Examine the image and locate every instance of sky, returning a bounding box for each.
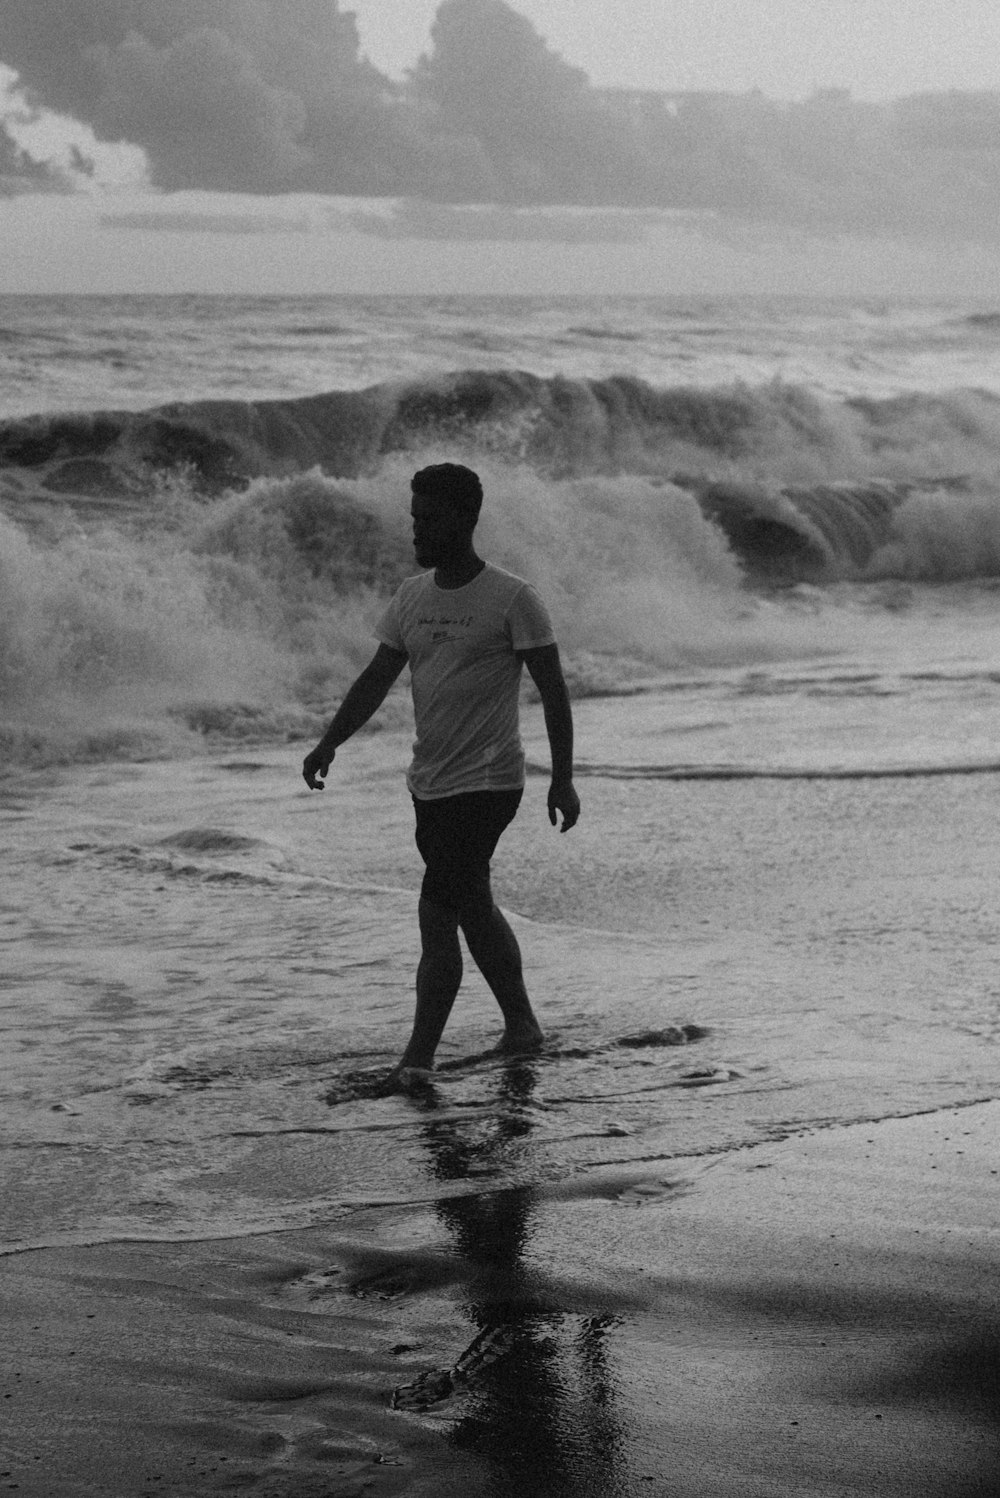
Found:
[1,0,999,296]
[350,0,1000,98]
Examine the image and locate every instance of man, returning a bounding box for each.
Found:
[302,462,580,1090]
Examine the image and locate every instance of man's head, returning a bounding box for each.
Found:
[410,463,483,570]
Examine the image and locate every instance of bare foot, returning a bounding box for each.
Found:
[497,1022,544,1056]
[374,1064,436,1097]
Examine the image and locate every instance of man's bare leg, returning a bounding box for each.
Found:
[389,898,464,1082]
[385,896,541,1092]
[460,899,544,1055]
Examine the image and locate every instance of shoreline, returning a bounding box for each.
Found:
[5,1103,998,1497]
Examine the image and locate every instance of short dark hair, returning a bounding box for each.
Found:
[410,463,483,523]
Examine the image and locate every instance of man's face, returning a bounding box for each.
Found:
[410,492,471,569]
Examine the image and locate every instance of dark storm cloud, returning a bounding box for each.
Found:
[0,0,438,192]
[2,0,1000,242]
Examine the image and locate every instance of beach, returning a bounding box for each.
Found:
[3,293,1000,1493]
[5,1106,999,1498]
[4,710,1000,1496]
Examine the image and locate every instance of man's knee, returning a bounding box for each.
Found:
[418,895,460,942]
[418,897,462,978]
[455,881,497,940]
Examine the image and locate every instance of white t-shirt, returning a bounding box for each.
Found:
[375,562,556,799]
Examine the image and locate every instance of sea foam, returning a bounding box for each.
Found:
[4,368,1000,765]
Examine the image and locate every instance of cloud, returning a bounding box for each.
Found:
[87,28,313,192]
[0,0,408,192]
[672,89,1000,243]
[1,0,1000,243]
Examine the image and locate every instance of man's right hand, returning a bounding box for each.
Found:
[548,778,580,832]
[302,743,334,790]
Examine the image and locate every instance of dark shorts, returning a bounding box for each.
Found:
[412,788,523,914]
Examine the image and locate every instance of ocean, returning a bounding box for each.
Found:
[3,294,1000,1492]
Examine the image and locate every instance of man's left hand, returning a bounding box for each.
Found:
[548,780,580,833]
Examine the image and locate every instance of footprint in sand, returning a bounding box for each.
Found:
[392,1323,518,1412]
[349,1253,460,1300]
[282,1263,410,1306]
[294,1267,343,1298]
[350,1268,421,1301]
[615,1177,687,1207]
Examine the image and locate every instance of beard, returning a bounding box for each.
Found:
[413,536,467,569]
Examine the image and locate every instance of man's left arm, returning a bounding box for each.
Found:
[518,643,581,832]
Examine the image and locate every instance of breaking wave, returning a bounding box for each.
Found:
[4,367,1000,765]
[4,368,1000,581]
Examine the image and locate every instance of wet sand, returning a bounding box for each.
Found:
[4,712,1000,1496]
[4,1101,998,1498]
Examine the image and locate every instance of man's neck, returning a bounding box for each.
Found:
[433,552,485,590]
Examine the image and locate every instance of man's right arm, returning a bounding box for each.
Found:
[302,643,408,789]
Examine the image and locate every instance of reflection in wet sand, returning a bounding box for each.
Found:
[395,1060,632,1497]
